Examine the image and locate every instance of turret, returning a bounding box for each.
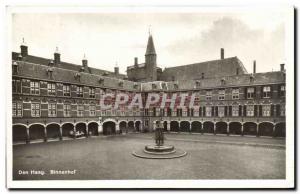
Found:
[145,32,157,81]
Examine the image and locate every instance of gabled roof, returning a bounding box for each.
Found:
[12,52,126,79]
[13,61,140,91]
[160,57,248,81]
[142,71,285,91]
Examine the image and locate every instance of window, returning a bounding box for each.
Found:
[206,90,212,100]
[47,83,56,96]
[63,85,70,96]
[218,106,225,117]
[232,89,239,99]
[89,88,95,98]
[12,102,22,117]
[246,105,254,117]
[30,81,40,95]
[12,62,19,74]
[262,105,271,116]
[12,79,21,93]
[31,103,40,117]
[77,105,84,117]
[90,105,96,116]
[247,87,254,99]
[63,104,71,117]
[153,107,157,116]
[263,86,271,98]
[48,103,57,117]
[176,108,182,117]
[77,86,83,97]
[218,89,225,100]
[280,104,285,116]
[280,85,285,97]
[232,105,239,117]
[144,109,149,116]
[206,106,212,117]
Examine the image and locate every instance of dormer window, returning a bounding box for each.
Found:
[47,67,54,79]
[221,78,225,86]
[12,61,19,75]
[17,53,22,61]
[152,83,157,90]
[99,77,104,85]
[48,60,54,66]
[174,83,178,90]
[195,80,201,88]
[161,83,167,90]
[119,81,124,87]
[74,72,81,81]
[250,75,254,83]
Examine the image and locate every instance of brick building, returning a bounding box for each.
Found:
[12,34,286,144]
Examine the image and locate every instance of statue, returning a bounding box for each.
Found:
[155,126,164,146]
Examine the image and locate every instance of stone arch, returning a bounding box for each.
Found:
[163,121,168,132]
[170,121,179,132]
[119,121,127,133]
[180,121,190,132]
[75,122,88,137]
[13,124,27,143]
[103,121,116,135]
[243,122,257,136]
[216,122,227,134]
[203,121,214,134]
[258,122,274,137]
[46,123,60,140]
[88,122,98,136]
[127,121,135,132]
[229,122,242,135]
[61,123,74,139]
[103,118,117,124]
[191,121,202,133]
[29,123,45,141]
[135,120,141,132]
[274,122,286,137]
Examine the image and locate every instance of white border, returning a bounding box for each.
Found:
[5,4,295,189]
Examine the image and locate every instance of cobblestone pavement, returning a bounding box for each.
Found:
[13,133,285,180]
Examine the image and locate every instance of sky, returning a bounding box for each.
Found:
[12,10,287,74]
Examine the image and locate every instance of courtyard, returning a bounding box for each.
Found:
[13,133,285,180]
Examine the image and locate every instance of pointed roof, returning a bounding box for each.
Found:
[145,35,156,55]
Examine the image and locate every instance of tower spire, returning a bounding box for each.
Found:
[145,30,156,56]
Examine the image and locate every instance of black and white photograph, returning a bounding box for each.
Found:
[5,4,294,189]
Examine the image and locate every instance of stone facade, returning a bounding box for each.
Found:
[12,35,286,144]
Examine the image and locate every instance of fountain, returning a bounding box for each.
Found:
[132,120,187,159]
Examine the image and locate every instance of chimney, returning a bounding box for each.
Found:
[253,60,256,74]
[20,38,28,57]
[220,48,224,59]
[114,66,119,74]
[134,57,138,66]
[82,54,88,67]
[54,47,60,65]
[280,64,285,71]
